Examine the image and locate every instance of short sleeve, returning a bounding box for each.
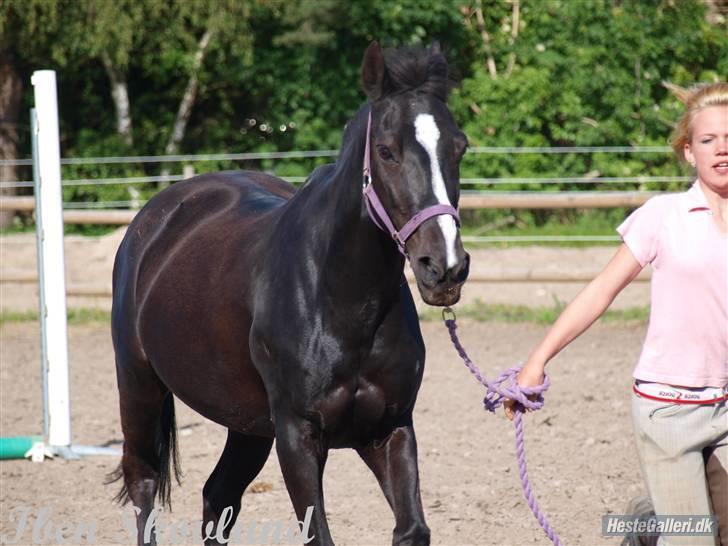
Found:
[616,197,664,267]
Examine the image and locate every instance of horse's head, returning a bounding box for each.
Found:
[361,42,470,307]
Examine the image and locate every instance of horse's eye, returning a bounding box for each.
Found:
[377,145,395,162]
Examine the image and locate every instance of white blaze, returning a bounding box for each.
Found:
[414,113,458,268]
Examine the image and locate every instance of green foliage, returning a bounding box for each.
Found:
[449,0,725,229]
[3,0,725,234]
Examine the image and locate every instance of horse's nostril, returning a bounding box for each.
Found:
[447,254,470,284]
[418,256,433,272]
[460,254,471,281]
[418,256,443,284]
[454,264,468,283]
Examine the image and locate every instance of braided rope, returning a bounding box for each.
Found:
[443,309,563,546]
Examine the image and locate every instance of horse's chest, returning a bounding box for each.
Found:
[312,375,410,446]
[253,301,424,445]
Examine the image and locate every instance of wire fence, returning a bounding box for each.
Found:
[0,175,691,190]
[0,144,674,168]
[1,145,682,190]
[0,145,687,243]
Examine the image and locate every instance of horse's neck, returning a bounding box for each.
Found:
[302,130,404,310]
[271,108,404,315]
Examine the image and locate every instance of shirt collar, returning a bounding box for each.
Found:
[685,180,711,213]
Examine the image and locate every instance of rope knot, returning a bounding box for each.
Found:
[482,366,550,413]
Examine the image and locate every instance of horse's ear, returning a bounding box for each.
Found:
[361,41,388,100]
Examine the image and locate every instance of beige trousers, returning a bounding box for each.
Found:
[632,391,728,546]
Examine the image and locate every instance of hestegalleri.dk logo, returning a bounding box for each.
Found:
[1,505,315,545]
[602,514,717,537]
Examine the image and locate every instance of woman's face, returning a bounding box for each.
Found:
[684,105,728,196]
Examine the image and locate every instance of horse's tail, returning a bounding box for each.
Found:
[106,392,182,509]
[157,392,182,507]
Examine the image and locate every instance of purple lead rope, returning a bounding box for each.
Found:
[443,309,563,546]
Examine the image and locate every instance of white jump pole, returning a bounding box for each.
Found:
[26,70,120,462]
[31,70,72,456]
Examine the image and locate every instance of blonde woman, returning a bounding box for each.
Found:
[505,83,728,546]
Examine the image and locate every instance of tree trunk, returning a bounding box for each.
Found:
[0,49,23,228]
[101,52,133,147]
[474,0,498,79]
[159,28,214,186]
[165,28,214,156]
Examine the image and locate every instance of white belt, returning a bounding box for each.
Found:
[634,381,728,405]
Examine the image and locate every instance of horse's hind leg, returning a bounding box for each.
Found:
[114,354,177,546]
[202,430,273,546]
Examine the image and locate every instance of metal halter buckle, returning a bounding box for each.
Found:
[442,307,456,322]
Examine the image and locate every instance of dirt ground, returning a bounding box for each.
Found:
[1,318,647,546]
[0,230,651,545]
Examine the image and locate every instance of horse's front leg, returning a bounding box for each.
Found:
[357,422,430,546]
[274,414,333,546]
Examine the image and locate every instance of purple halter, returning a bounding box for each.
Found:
[362,111,460,255]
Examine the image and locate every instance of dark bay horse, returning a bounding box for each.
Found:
[111,42,469,546]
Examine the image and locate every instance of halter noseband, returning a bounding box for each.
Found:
[362,111,460,255]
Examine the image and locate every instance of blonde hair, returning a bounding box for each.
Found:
[664,81,728,160]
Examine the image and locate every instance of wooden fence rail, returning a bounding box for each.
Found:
[0,191,656,225]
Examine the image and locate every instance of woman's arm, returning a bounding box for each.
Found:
[504,243,644,420]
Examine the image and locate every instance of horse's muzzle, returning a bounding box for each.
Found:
[412,251,470,306]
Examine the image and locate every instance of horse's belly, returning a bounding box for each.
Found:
[138,266,273,436]
[174,386,274,437]
[143,332,274,435]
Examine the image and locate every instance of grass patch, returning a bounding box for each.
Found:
[459,208,626,248]
[1,302,648,327]
[1,303,648,328]
[0,310,39,324]
[67,308,111,323]
[0,308,111,326]
[419,300,649,325]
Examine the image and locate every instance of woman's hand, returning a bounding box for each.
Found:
[502,244,643,421]
[504,362,545,421]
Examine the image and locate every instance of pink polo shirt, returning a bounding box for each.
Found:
[617,181,728,388]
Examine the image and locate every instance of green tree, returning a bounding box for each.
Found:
[450,0,726,229]
[2,0,725,236]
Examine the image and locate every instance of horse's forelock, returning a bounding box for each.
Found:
[382,46,451,102]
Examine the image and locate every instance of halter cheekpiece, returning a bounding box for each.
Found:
[362,110,460,255]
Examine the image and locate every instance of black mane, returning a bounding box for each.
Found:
[382,46,451,101]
